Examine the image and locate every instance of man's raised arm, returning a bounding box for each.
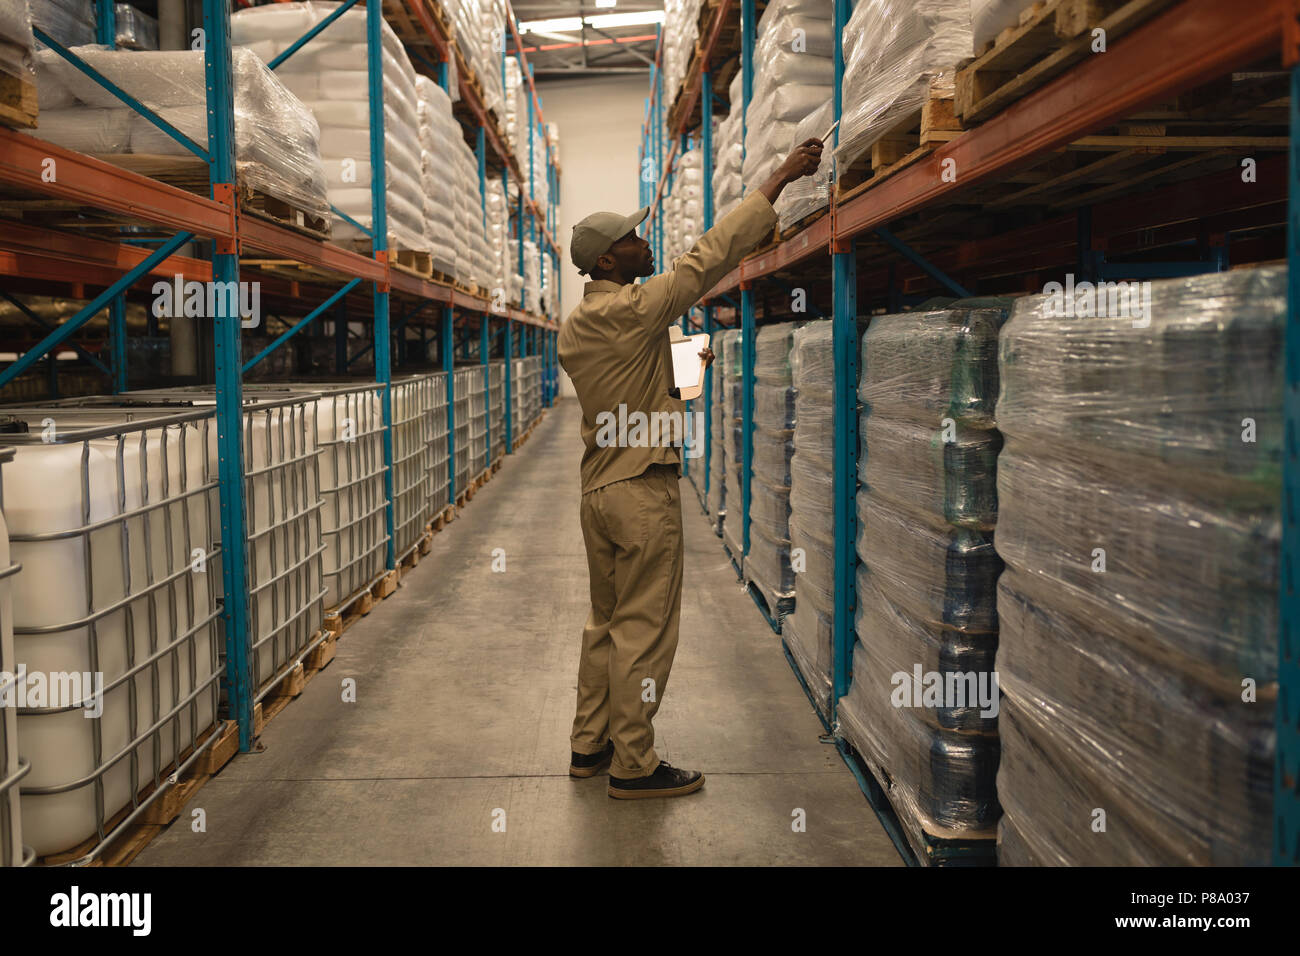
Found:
[629,139,825,331]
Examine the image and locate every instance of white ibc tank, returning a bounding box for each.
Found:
[125,390,327,690]
[2,410,221,859]
[239,384,385,612]
[390,375,436,559]
[0,448,29,866]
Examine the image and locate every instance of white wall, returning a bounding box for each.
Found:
[538,75,647,397]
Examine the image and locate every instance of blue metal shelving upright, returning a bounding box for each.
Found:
[1278,55,1300,867]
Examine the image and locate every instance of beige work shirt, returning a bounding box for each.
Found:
[558,190,779,495]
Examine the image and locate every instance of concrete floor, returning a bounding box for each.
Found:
[136,399,903,866]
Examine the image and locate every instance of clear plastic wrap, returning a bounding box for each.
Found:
[993,266,1283,866]
[996,577,1273,866]
[858,492,1001,637]
[755,320,800,384]
[860,415,1001,531]
[231,1,423,247]
[785,319,836,701]
[29,45,329,218]
[30,0,94,49]
[998,270,1283,486]
[853,562,998,735]
[775,100,833,231]
[836,0,972,170]
[782,595,833,716]
[113,3,156,50]
[846,302,1007,855]
[838,634,1001,855]
[860,307,1006,429]
[0,0,35,82]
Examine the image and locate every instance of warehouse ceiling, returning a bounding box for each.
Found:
[510,1,663,77]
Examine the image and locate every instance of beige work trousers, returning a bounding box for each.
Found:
[571,463,684,779]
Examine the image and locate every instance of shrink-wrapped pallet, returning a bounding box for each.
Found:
[113,3,155,50]
[837,304,1009,859]
[741,0,833,196]
[0,0,34,85]
[784,320,834,715]
[836,0,971,171]
[416,76,458,278]
[746,322,801,613]
[231,1,424,249]
[993,267,1282,866]
[30,0,93,48]
[28,44,328,218]
[718,328,743,558]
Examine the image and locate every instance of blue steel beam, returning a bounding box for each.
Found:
[0,232,192,388]
[0,289,111,377]
[203,0,254,753]
[740,287,755,556]
[830,0,858,720]
[481,315,491,457]
[442,305,456,501]
[505,319,514,452]
[873,226,972,298]
[1277,62,1300,866]
[34,29,208,162]
[368,0,396,571]
[242,279,362,374]
[331,203,374,237]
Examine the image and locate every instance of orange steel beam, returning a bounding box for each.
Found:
[834,0,1284,239]
[0,221,212,285]
[0,128,234,240]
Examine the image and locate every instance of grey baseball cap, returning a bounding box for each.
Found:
[570,207,650,275]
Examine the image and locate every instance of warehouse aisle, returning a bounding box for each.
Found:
[136,399,902,866]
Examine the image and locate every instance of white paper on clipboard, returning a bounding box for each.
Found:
[669,329,711,401]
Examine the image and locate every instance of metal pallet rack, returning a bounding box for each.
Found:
[642,0,1299,866]
[0,0,561,778]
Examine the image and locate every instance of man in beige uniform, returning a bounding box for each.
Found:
[558,138,823,799]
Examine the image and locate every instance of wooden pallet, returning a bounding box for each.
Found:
[36,720,239,867]
[956,0,1181,125]
[82,154,331,238]
[431,504,455,531]
[858,749,998,866]
[0,72,37,130]
[324,587,375,638]
[778,206,828,242]
[393,248,433,278]
[255,631,338,733]
[836,81,964,201]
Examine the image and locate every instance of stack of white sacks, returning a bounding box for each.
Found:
[504,56,526,170]
[445,0,503,118]
[666,145,704,262]
[662,0,700,102]
[26,45,329,220]
[485,179,512,302]
[741,0,834,200]
[230,1,425,252]
[836,0,977,172]
[712,75,743,221]
[450,133,495,291]
[416,75,458,278]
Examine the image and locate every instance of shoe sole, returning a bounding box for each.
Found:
[569,755,613,778]
[607,775,705,799]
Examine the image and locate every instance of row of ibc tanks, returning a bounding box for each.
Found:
[0,367,546,863]
[704,265,1281,865]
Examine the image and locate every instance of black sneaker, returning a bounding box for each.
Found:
[608,761,704,799]
[569,741,615,778]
